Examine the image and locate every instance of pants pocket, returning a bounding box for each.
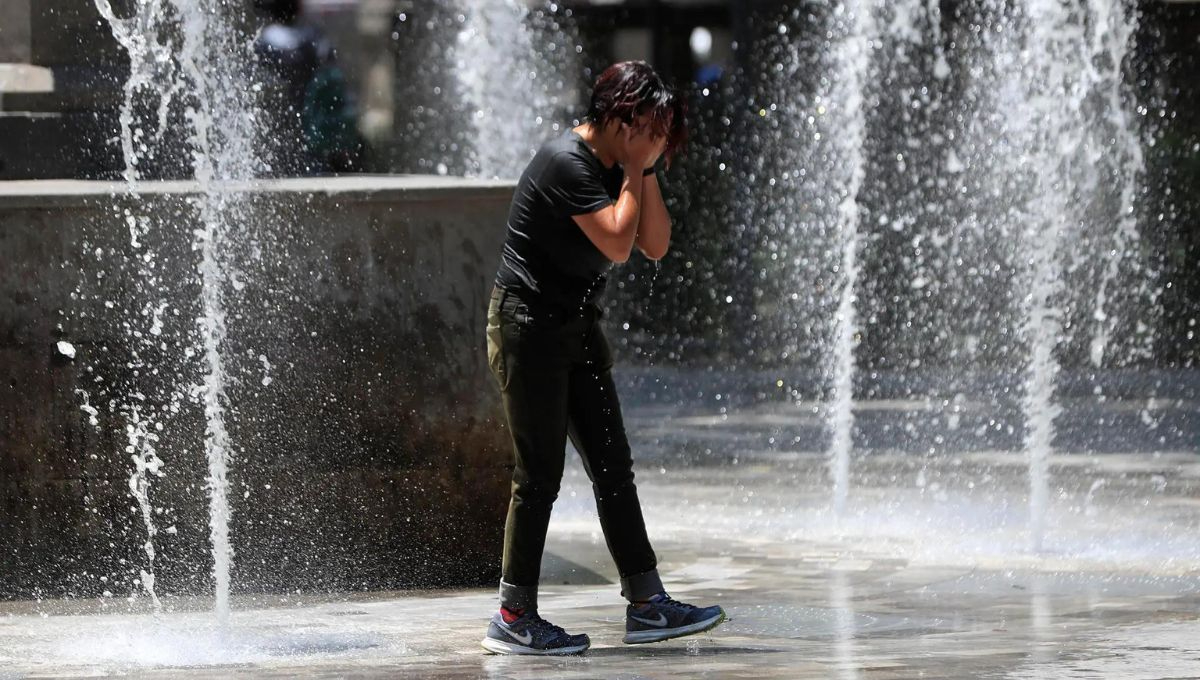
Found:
[486,313,509,391]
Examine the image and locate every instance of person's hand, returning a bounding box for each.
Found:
[619,122,666,172]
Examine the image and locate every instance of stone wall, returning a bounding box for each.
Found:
[0,0,32,63]
[0,176,516,600]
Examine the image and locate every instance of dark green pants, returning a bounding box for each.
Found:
[487,287,662,611]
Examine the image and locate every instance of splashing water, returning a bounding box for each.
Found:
[454,0,580,178]
[1022,243,1065,554]
[1008,0,1075,547]
[1086,0,1149,368]
[92,0,182,184]
[994,0,1148,551]
[92,0,183,609]
[751,0,1155,533]
[95,0,260,626]
[172,0,260,627]
[125,405,165,611]
[823,0,880,516]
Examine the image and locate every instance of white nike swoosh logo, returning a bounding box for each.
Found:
[503,625,534,645]
[631,612,668,627]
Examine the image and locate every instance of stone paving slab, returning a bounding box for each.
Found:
[2,401,1198,678]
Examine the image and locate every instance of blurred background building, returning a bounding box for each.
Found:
[0,0,1196,370]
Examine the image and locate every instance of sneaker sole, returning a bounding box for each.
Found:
[481,637,590,656]
[623,609,727,645]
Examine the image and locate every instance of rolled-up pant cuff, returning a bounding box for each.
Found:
[620,569,664,602]
[499,579,538,612]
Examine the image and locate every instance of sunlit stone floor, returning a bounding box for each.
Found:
[2,384,1198,678]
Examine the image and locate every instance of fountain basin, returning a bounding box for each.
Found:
[0,175,516,599]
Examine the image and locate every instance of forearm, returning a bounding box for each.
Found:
[607,170,644,256]
[570,168,646,263]
[635,173,671,260]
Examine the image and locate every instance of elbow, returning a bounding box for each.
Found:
[605,236,636,263]
[638,234,670,261]
[608,247,633,264]
[642,242,669,261]
[605,220,638,263]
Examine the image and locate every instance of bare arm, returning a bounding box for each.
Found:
[571,168,644,264]
[635,172,670,260]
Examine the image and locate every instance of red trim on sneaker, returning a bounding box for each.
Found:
[501,606,524,624]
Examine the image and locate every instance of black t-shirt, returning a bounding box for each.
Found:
[495,130,625,312]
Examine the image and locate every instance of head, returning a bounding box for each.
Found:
[587,61,687,165]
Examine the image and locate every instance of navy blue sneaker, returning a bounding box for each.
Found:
[624,594,726,644]
[481,610,590,655]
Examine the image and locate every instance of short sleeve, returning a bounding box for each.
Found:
[540,151,614,217]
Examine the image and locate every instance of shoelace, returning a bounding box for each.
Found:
[527,614,571,641]
[653,595,696,612]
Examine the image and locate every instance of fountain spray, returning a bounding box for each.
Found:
[95,0,258,626]
[824,0,880,516]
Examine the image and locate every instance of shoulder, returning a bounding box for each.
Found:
[533,131,589,160]
[539,140,601,182]
[524,133,607,198]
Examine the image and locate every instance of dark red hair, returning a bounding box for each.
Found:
[587,61,687,164]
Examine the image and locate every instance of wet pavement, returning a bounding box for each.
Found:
[2,389,1199,678]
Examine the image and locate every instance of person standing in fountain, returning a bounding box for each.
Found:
[482,61,725,656]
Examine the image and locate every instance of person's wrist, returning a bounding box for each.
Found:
[642,165,657,177]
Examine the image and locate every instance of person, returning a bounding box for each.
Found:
[252,0,365,175]
[481,61,725,656]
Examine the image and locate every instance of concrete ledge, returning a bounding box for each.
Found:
[0,63,53,94]
[0,175,516,207]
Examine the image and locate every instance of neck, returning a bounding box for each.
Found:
[575,122,619,168]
